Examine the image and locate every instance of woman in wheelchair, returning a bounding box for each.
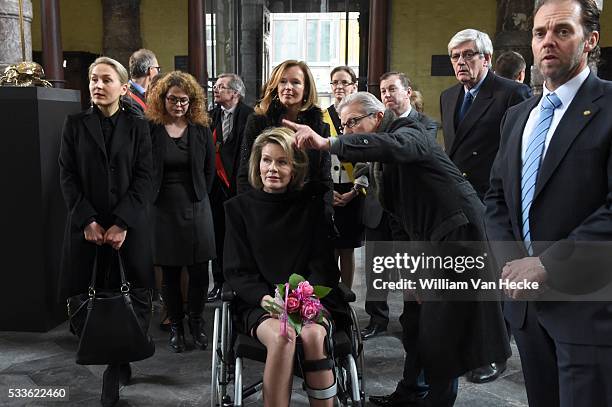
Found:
[223,127,348,406]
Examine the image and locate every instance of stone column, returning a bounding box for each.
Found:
[367,0,387,99]
[239,0,262,106]
[0,0,33,70]
[188,0,207,87]
[41,0,64,87]
[101,0,141,69]
[494,0,533,84]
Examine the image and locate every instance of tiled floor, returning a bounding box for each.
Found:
[0,249,528,406]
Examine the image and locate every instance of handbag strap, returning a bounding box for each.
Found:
[88,247,130,297]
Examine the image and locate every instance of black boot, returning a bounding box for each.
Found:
[118,363,132,386]
[188,314,208,350]
[101,364,120,407]
[169,321,186,353]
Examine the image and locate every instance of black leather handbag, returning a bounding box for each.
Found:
[67,250,155,365]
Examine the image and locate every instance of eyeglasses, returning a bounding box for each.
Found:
[330,80,354,87]
[450,50,483,62]
[166,96,190,106]
[212,85,231,91]
[341,113,374,129]
[149,66,162,73]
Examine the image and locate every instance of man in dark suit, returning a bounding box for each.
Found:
[207,73,253,302]
[381,71,439,139]
[121,49,160,118]
[485,0,612,405]
[495,50,528,83]
[361,72,441,340]
[290,91,509,407]
[440,28,531,384]
[441,29,531,201]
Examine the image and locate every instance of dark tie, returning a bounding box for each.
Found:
[520,92,562,254]
[458,91,473,123]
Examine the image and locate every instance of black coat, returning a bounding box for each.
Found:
[485,72,612,346]
[223,185,347,332]
[331,111,510,378]
[121,82,146,119]
[209,101,254,198]
[150,123,216,202]
[236,103,333,200]
[440,71,531,199]
[58,108,154,299]
[406,108,439,140]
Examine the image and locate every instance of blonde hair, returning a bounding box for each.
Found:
[248,127,309,191]
[145,71,210,126]
[88,57,129,84]
[255,60,319,115]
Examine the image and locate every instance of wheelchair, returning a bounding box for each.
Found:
[210,282,366,406]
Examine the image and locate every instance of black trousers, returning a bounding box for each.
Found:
[364,213,393,327]
[513,302,612,407]
[161,263,208,322]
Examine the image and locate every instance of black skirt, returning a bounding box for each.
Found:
[153,134,215,266]
[333,183,364,249]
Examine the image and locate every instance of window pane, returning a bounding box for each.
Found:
[307,20,318,62]
[273,20,299,62]
[320,20,330,63]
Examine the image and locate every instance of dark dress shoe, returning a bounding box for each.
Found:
[118,363,131,386]
[370,391,424,406]
[169,322,186,353]
[207,284,222,303]
[188,315,208,350]
[360,322,387,340]
[466,362,503,384]
[101,364,120,407]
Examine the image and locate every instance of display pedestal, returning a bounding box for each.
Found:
[0,87,81,332]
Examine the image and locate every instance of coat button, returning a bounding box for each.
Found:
[334,166,340,171]
[472,151,478,156]
[462,172,468,178]
[363,139,369,144]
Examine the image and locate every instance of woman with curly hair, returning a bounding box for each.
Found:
[146,71,215,352]
[236,60,332,209]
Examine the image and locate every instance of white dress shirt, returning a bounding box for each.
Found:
[521,67,590,160]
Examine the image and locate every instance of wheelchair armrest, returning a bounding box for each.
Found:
[337,282,356,303]
[221,282,235,302]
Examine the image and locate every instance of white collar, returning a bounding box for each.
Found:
[542,66,590,108]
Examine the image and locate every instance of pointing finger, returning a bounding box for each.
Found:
[282,119,298,130]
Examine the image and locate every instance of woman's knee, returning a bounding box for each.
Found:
[257,319,297,352]
[300,324,328,353]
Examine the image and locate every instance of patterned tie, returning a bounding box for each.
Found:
[222,111,232,142]
[458,90,473,123]
[521,93,562,254]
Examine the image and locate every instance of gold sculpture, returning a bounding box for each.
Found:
[0,62,52,87]
[0,1,52,88]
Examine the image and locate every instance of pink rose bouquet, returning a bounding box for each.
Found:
[262,273,331,336]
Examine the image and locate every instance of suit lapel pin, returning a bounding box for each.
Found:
[583,110,591,116]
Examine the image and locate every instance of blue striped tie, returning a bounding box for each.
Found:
[521,93,562,254]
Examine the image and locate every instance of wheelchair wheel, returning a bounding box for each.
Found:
[335,353,365,406]
[348,306,366,405]
[211,304,233,407]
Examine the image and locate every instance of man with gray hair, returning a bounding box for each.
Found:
[122,48,160,118]
[441,28,531,384]
[287,91,509,407]
[440,27,530,385]
[207,74,253,302]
